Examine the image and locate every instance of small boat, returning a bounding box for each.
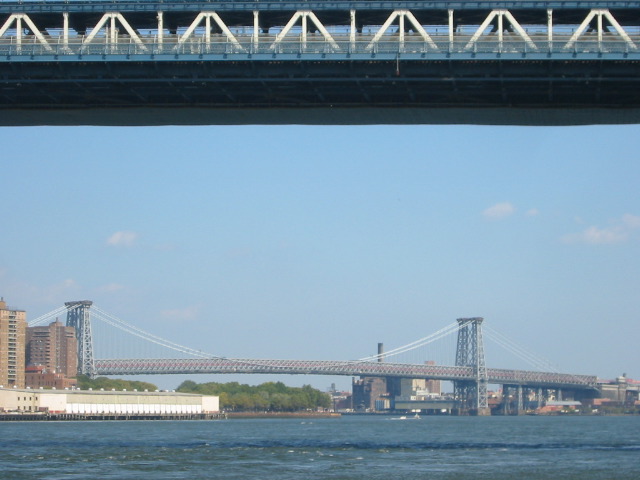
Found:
[390,414,421,420]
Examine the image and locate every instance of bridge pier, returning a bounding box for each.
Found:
[499,385,529,415]
[517,385,524,414]
[497,385,591,414]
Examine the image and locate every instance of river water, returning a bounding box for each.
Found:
[1,415,639,479]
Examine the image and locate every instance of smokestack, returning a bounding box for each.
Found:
[377,342,384,363]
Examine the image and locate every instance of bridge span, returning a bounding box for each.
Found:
[33,302,600,414]
[94,357,599,391]
[2,1,640,125]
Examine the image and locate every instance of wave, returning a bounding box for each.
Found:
[202,440,640,451]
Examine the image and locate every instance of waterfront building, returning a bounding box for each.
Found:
[0,298,26,388]
[0,387,220,415]
[424,361,442,395]
[352,357,444,412]
[352,377,388,411]
[25,365,77,390]
[598,376,640,405]
[26,319,77,378]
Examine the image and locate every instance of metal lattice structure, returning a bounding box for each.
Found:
[454,317,490,415]
[3,1,640,125]
[65,300,96,377]
[92,357,598,390]
[50,300,599,391]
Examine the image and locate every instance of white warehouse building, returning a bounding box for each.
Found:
[0,387,219,416]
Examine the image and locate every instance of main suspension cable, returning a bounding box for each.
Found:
[357,319,467,362]
[91,307,219,359]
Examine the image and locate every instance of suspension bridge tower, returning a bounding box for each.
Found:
[454,317,490,416]
[65,300,96,378]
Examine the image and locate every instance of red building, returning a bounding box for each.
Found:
[25,320,77,388]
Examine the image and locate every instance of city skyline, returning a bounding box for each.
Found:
[1,124,638,390]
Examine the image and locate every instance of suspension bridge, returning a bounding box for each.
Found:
[29,300,598,414]
[2,0,640,125]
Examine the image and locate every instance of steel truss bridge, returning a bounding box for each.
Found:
[94,357,598,391]
[30,302,598,414]
[2,1,640,125]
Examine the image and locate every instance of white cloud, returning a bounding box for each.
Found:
[483,202,516,220]
[562,226,627,245]
[106,231,138,247]
[622,213,640,229]
[526,208,540,217]
[562,214,640,245]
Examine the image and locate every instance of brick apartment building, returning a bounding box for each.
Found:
[0,297,26,388]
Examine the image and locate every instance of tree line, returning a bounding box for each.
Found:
[76,375,158,392]
[177,380,332,412]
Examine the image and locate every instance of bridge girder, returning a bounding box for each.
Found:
[93,358,599,390]
[2,2,640,125]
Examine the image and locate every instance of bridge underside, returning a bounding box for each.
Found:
[3,58,640,126]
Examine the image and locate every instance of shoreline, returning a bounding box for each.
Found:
[0,411,339,421]
[226,411,341,419]
[0,412,226,422]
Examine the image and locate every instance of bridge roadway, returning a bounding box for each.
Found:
[94,358,598,390]
[2,1,640,125]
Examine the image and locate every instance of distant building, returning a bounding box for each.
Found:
[537,400,582,414]
[424,361,441,395]
[388,375,454,414]
[388,377,427,400]
[0,387,220,415]
[0,297,26,388]
[26,319,77,378]
[352,356,445,412]
[25,365,77,390]
[352,377,388,411]
[327,384,352,411]
[597,376,640,405]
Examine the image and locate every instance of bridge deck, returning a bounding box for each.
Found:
[94,358,599,389]
[3,1,640,124]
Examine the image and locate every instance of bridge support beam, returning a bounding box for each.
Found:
[517,385,524,414]
[499,384,525,415]
[65,300,96,378]
[454,317,490,415]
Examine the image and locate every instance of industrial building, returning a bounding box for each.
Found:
[0,387,219,417]
[352,347,447,413]
[0,298,26,388]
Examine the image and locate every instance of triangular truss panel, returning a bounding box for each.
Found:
[270,11,340,52]
[0,14,53,52]
[177,11,245,52]
[84,12,148,51]
[563,9,637,51]
[366,10,438,52]
[464,9,537,52]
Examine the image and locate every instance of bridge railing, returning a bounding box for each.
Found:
[1,33,639,57]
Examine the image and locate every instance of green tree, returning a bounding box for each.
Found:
[174,379,331,411]
[76,375,158,392]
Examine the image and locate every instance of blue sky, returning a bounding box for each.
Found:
[1,124,638,390]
